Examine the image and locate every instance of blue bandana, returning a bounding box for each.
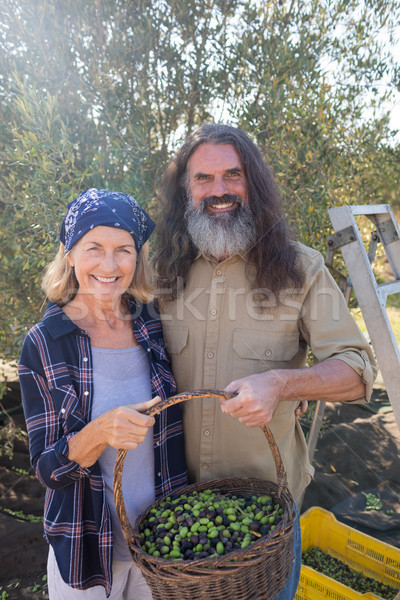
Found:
[59,188,155,255]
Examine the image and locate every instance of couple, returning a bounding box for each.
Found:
[18,123,376,599]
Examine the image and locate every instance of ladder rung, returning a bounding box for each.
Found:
[347,204,392,216]
[328,203,400,436]
[377,281,400,296]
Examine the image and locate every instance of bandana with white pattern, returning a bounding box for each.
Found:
[59,188,155,255]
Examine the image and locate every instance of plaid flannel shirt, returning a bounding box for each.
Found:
[18,299,187,596]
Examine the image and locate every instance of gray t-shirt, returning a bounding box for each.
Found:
[91,345,155,561]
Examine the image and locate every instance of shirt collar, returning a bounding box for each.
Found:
[41,297,141,341]
[194,250,249,266]
[41,302,80,340]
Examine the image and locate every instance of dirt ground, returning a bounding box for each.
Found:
[301,389,400,548]
[0,382,399,599]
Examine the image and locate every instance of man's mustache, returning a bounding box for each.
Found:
[200,194,244,209]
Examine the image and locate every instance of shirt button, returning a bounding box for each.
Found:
[210,308,217,316]
[216,269,222,276]
[201,463,209,470]
[61,408,66,414]
[203,429,211,436]
[265,350,272,357]
[83,357,88,362]
[156,442,160,447]
[147,348,151,352]
[207,352,214,359]
[157,472,161,477]
[84,391,89,396]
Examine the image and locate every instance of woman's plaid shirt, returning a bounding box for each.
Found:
[18,299,187,596]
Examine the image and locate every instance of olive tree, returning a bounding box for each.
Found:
[0,0,399,365]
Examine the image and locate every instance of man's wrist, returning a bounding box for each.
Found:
[262,369,294,402]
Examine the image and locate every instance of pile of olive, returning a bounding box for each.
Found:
[138,488,284,560]
[302,546,399,600]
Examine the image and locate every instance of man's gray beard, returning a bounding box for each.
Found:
[185,196,257,259]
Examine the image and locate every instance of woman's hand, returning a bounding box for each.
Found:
[295,400,308,418]
[67,396,161,467]
[98,396,160,450]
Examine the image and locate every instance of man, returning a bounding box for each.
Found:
[152,123,376,598]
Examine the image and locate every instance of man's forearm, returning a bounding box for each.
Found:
[274,358,366,403]
[223,358,366,426]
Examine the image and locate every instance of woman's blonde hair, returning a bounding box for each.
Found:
[42,242,153,305]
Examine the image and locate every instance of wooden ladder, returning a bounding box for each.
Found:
[306,204,400,464]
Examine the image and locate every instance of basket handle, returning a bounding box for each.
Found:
[113,389,289,542]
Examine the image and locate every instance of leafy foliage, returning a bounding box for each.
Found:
[0,0,399,363]
[3,508,43,523]
[229,1,400,248]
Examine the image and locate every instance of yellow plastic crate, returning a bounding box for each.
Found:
[295,507,400,600]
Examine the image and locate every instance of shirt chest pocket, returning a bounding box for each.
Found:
[232,329,300,375]
[164,327,189,355]
[52,385,86,433]
[162,326,190,392]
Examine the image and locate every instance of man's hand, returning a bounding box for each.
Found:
[221,359,365,427]
[222,371,287,427]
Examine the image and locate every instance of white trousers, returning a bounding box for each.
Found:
[47,545,153,600]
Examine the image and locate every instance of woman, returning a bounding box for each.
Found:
[18,188,187,599]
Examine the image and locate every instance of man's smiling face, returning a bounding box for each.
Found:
[185,143,255,261]
[187,143,248,214]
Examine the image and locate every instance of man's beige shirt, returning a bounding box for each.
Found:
[159,242,377,501]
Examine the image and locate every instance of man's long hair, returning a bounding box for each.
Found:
[153,123,304,299]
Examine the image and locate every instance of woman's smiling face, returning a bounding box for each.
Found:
[67,226,137,304]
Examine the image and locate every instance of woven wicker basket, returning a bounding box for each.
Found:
[113,390,296,600]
